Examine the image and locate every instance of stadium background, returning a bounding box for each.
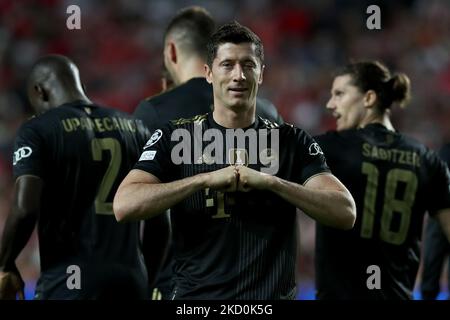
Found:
[0,0,449,299]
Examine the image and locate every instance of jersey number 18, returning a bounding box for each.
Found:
[360,162,418,245]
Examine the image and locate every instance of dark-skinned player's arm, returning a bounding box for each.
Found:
[0,175,42,300]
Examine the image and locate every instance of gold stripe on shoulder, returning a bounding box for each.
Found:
[193,114,208,124]
[259,117,279,129]
[171,113,208,126]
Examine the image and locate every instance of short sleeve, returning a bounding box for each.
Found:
[13,122,47,179]
[133,125,175,182]
[294,129,330,185]
[134,118,152,147]
[133,100,159,133]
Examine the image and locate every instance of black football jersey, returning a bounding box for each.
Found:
[134,113,329,299]
[420,143,450,300]
[13,100,150,299]
[314,124,450,300]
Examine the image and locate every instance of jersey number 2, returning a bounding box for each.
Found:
[361,162,418,245]
[91,138,122,215]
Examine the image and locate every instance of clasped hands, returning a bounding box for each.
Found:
[206,165,272,192]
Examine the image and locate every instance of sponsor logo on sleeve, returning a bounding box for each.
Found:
[139,150,157,161]
[308,142,323,156]
[13,146,33,165]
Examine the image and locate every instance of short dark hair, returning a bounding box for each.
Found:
[336,60,411,109]
[206,22,264,67]
[164,6,215,60]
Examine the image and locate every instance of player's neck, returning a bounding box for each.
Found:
[212,104,256,129]
[177,57,206,84]
[57,92,92,107]
[379,116,395,131]
[360,112,395,131]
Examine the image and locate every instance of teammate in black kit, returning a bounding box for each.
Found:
[114,22,355,300]
[314,61,450,300]
[421,143,450,300]
[134,6,284,300]
[0,55,150,299]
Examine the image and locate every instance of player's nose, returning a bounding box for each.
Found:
[326,97,335,111]
[232,64,246,81]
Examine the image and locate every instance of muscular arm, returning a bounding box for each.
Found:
[238,166,356,230]
[0,175,42,299]
[271,173,356,230]
[114,169,205,222]
[113,166,238,222]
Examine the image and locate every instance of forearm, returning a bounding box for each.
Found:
[114,173,207,222]
[0,175,41,272]
[0,207,37,272]
[268,175,356,230]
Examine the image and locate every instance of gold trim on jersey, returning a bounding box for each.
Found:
[259,117,280,129]
[171,114,208,126]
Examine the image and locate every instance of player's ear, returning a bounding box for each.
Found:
[35,84,49,102]
[168,42,177,64]
[363,90,377,109]
[205,64,213,84]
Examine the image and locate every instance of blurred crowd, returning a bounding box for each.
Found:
[0,0,449,298]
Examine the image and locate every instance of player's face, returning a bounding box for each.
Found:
[206,42,264,111]
[327,74,367,131]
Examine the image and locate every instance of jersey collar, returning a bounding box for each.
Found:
[207,112,259,131]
